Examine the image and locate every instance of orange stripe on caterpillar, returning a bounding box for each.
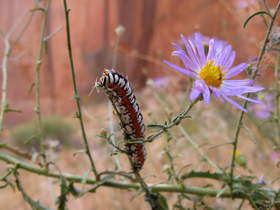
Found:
[96,69,146,171]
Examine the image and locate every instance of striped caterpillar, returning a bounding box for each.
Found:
[96,69,146,171]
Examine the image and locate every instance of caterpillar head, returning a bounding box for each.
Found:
[95,69,116,88]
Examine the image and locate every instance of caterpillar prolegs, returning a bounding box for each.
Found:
[96,69,146,171]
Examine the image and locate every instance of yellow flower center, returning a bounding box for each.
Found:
[199,60,225,88]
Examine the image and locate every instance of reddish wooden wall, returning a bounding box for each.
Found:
[0,0,277,126]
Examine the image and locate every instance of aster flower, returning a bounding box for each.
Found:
[164,33,264,112]
[249,94,274,119]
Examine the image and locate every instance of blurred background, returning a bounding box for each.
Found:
[1,0,280,209]
[0,0,277,125]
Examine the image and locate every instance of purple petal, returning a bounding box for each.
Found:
[224,51,236,70]
[237,86,264,95]
[207,39,215,60]
[194,39,206,64]
[164,60,197,78]
[223,95,248,112]
[221,80,264,96]
[172,50,199,71]
[225,63,248,79]
[221,84,264,96]
[180,34,202,69]
[190,87,202,101]
[212,88,225,102]
[217,45,232,67]
[202,83,211,104]
[223,79,254,86]
[237,95,263,104]
[189,80,204,101]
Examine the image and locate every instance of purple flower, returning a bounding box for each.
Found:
[152,77,170,88]
[270,151,280,162]
[164,33,264,111]
[236,0,256,8]
[250,94,274,119]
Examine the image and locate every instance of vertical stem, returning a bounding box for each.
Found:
[34,0,51,154]
[0,38,11,131]
[229,1,280,191]
[62,0,99,179]
[112,25,125,69]
[112,35,121,69]
[108,102,121,169]
[275,53,280,143]
[0,10,34,131]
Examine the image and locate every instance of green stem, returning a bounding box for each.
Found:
[62,0,98,179]
[0,152,250,199]
[229,1,280,191]
[108,102,121,170]
[34,0,51,155]
[0,10,34,131]
[146,98,198,143]
[0,36,11,131]
[275,53,280,144]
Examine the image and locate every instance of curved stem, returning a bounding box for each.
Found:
[0,152,249,199]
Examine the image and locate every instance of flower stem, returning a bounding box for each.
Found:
[62,0,98,179]
[229,1,280,192]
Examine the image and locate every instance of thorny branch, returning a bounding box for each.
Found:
[0,10,34,131]
[0,33,11,131]
[0,151,279,208]
[62,0,99,179]
[34,0,51,160]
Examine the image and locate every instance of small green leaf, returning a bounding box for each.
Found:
[243,11,272,28]
[180,170,228,182]
[147,124,165,129]
[156,193,169,210]
[31,7,46,13]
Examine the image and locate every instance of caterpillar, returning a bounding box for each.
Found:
[96,69,146,171]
